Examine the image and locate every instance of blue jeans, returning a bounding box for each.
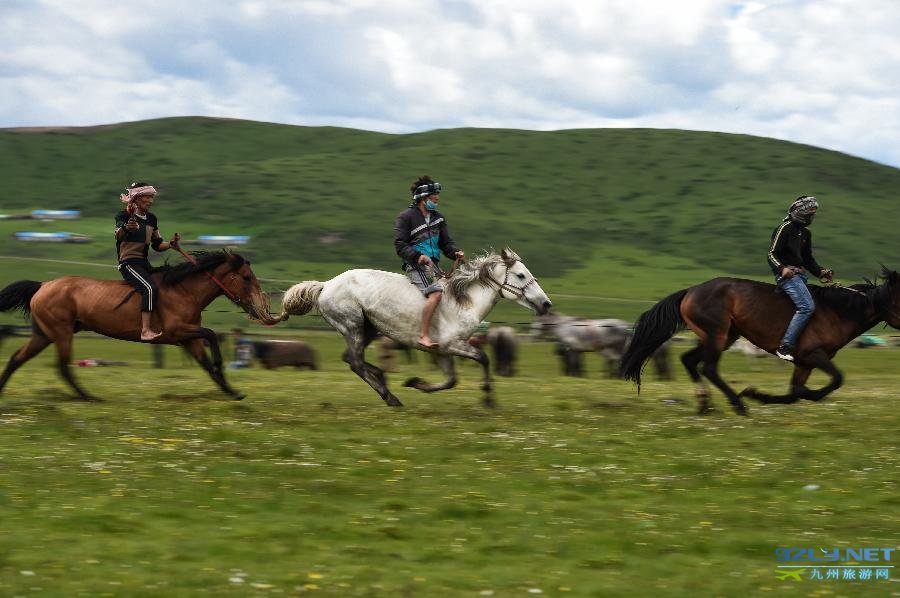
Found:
[777,273,816,348]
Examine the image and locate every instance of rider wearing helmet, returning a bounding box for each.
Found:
[767,195,833,361]
[394,175,465,349]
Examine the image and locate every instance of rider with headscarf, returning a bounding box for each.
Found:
[394,175,465,349]
[767,195,833,361]
[114,182,181,341]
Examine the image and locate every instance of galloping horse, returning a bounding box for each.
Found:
[0,251,276,401]
[620,269,900,415]
[275,248,552,406]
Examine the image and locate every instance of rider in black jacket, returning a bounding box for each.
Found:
[767,195,833,361]
[394,175,464,348]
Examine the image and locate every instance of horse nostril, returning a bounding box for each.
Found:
[543,301,552,310]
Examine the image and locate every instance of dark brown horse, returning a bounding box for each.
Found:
[620,269,900,415]
[0,251,278,401]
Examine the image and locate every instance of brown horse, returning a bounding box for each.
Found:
[620,269,900,415]
[0,250,278,401]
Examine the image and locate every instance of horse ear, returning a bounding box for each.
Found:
[501,247,517,267]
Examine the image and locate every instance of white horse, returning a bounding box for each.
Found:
[275,248,552,406]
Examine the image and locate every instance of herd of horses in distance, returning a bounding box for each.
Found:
[1,247,898,416]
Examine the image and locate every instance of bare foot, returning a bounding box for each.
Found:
[141,330,163,342]
[417,335,439,349]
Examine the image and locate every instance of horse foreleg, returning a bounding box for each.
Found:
[403,353,457,393]
[0,334,52,396]
[797,349,843,402]
[740,363,824,405]
[444,340,495,408]
[53,333,97,401]
[182,337,245,400]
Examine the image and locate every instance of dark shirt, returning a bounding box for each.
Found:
[767,219,822,277]
[115,210,163,263]
[394,206,460,268]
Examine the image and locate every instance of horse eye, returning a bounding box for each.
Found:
[516,273,525,279]
[242,276,252,282]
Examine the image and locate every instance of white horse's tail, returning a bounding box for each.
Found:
[276,281,324,321]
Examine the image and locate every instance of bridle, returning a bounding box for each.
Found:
[173,243,243,305]
[486,261,539,306]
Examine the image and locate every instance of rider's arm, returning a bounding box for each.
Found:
[114,212,129,241]
[767,221,790,274]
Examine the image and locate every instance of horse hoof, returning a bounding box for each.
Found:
[232,393,246,401]
[403,377,423,388]
[386,397,404,407]
[734,406,749,416]
[482,396,497,408]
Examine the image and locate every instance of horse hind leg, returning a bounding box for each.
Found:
[680,343,713,413]
[334,318,402,407]
[700,347,748,416]
[53,333,96,400]
[0,333,53,396]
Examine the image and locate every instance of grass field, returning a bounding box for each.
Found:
[0,331,897,596]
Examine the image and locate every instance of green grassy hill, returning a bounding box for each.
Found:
[2,117,898,325]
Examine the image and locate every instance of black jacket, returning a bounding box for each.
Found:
[394,206,460,268]
[767,219,822,277]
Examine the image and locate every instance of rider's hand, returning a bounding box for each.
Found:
[125,218,139,232]
[820,268,834,282]
[455,251,465,259]
[170,232,181,246]
[417,254,432,266]
[780,266,795,279]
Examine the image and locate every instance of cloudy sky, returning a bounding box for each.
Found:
[3,0,899,168]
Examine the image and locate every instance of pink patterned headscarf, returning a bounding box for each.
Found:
[119,185,157,204]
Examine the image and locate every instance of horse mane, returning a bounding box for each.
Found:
[808,267,896,323]
[154,250,244,286]
[445,250,518,306]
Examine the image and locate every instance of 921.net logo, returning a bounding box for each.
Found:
[775,548,895,581]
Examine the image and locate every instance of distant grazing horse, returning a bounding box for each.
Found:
[620,270,900,415]
[252,339,318,370]
[275,249,552,406]
[534,314,631,377]
[0,251,276,401]
[485,326,518,377]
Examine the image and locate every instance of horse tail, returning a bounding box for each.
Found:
[0,280,42,318]
[276,281,324,321]
[620,288,688,387]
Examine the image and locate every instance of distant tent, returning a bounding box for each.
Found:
[195,235,250,245]
[31,209,81,220]
[13,232,91,243]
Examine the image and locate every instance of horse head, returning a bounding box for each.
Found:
[491,248,553,315]
[213,252,279,325]
[880,267,900,329]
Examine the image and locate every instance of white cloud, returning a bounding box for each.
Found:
[0,0,898,167]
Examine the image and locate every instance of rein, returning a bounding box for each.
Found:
[437,255,465,279]
[172,243,240,304]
